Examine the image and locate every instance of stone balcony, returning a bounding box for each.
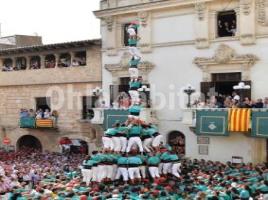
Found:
[91,107,158,125]
[0,67,100,86]
[100,0,163,9]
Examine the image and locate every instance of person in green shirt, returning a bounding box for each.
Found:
[147,152,161,179]
[115,155,129,183]
[126,123,144,153]
[141,124,156,153]
[118,123,129,153]
[129,56,140,80]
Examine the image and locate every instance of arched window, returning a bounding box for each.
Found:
[30,56,41,69]
[58,53,71,67]
[168,131,185,156]
[2,58,13,71]
[15,57,27,70]
[45,54,56,68]
[73,51,87,66]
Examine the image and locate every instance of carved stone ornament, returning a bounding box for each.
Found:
[240,0,252,15]
[105,51,155,79]
[194,44,258,67]
[138,11,149,27]
[195,2,206,20]
[194,44,258,81]
[214,44,235,64]
[257,0,268,25]
[104,17,114,31]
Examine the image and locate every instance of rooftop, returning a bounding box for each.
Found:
[0,39,101,56]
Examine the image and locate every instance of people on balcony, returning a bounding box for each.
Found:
[2,65,13,71]
[30,60,40,70]
[194,94,268,109]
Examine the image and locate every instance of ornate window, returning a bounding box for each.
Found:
[217,10,237,37]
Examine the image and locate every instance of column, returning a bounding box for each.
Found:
[239,0,256,45]
[40,55,45,69]
[11,57,16,69]
[54,54,60,67]
[26,56,31,69]
[194,2,209,49]
[70,52,75,67]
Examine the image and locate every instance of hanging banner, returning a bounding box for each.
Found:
[103,109,129,130]
[251,110,268,138]
[228,108,251,132]
[196,109,228,136]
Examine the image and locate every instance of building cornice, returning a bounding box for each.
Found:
[94,0,213,18]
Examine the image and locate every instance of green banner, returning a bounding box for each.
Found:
[103,109,129,130]
[20,117,36,128]
[196,109,228,136]
[251,110,268,138]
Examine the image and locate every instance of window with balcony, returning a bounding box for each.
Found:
[15,57,27,70]
[36,97,51,111]
[73,51,87,66]
[123,23,138,46]
[82,96,97,120]
[30,56,41,69]
[217,10,236,38]
[45,55,56,68]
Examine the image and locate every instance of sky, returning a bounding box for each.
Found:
[0,0,100,44]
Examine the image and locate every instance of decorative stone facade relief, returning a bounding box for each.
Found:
[194,44,258,81]
[240,0,253,15]
[105,51,154,84]
[104,17,114,31]
[257,0,268,25]
[195,2,206,20]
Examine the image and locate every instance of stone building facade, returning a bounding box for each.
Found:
[94,0,268,163]
[0,39,102,153]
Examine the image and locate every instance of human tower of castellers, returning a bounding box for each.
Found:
[81,21,181,186]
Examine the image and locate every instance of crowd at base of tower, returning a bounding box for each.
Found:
[1,148,268,199]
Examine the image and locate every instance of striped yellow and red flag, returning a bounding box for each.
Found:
[228,108,251,132]
[36,119,54,128]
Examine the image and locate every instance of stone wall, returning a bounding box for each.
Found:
[0,83,103,152]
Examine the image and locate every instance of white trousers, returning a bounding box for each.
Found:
[119,137,128,152]
[149,166,160,178]
[112,164,117,181]
[129,90,140,104]
[112,137,121,152]
[92,166,98,182]
[163,163,172,175]
[126,137,144,153]
[171,163,181,178]
[102,137,114,150]
[128,167,141,180]
[115,167,129,182]
[129,68,139,79]
[129,46,141,58]
[106,165,114,179]
[83,169,92,185]
[139,166,146,179]
[81,168,86,182]
[98,165,107,182]
[143,138,153,152]
[152,135,164,148]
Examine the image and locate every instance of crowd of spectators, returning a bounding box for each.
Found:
[1,147,268,199]
[193,92,268,109]
[20,108,58,120]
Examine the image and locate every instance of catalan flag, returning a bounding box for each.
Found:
[228,108,251,132]
[36,119,54,128]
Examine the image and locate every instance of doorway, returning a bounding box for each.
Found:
[17,135,42,151]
